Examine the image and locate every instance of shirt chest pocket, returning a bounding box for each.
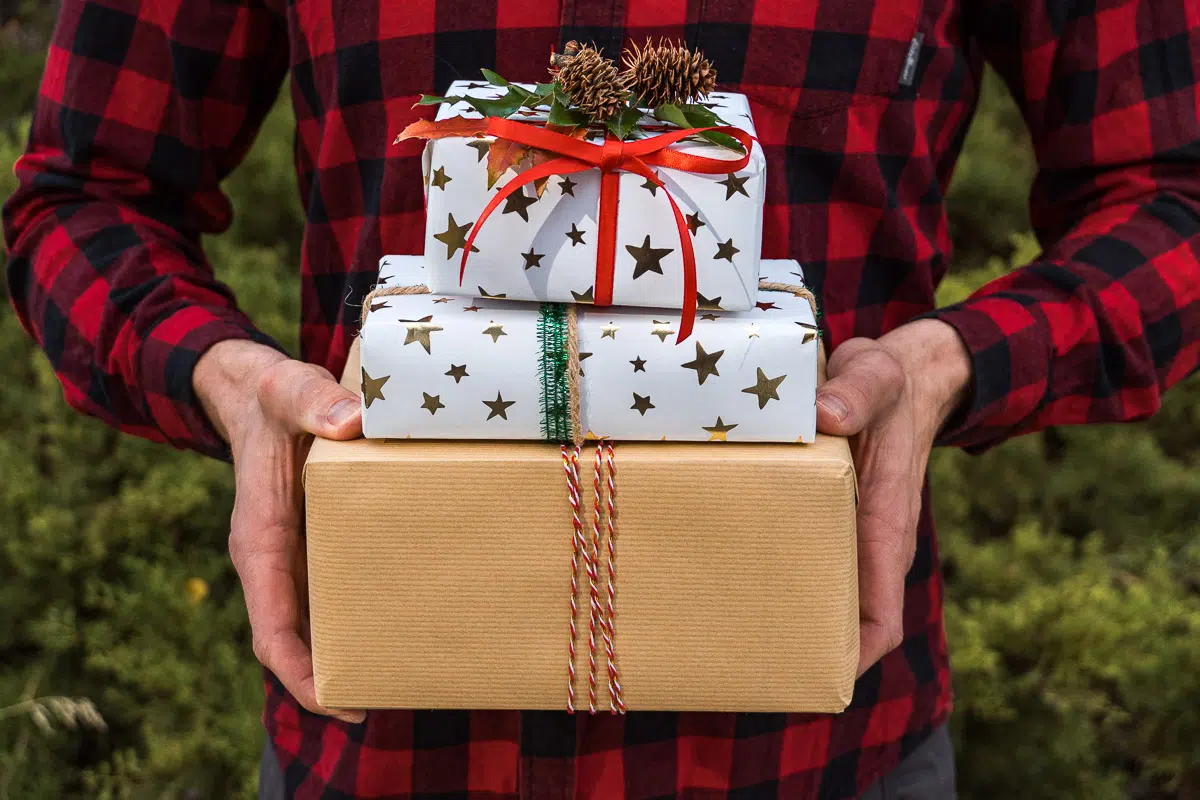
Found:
[693,0,925,111]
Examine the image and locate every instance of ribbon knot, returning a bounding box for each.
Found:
[599,137,626,174]
[460,117,756,342]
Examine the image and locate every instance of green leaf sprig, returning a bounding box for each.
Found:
[413,52,746,155]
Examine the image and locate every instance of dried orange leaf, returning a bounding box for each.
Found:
[487,138,532,189]
[395,117,490,143]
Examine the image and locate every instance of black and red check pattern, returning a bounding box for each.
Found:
[5,0,1200,797]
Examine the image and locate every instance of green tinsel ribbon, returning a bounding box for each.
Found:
[537,303,572,443]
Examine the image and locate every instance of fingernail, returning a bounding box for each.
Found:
[334,710,366,725]
[818,395,848,423]
[327,399,358,427]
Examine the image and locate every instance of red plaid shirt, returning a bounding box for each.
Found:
[6,0,1200,797]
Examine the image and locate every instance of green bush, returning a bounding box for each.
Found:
[1,23,1198,800]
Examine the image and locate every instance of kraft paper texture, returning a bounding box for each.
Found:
[302,343,859,713]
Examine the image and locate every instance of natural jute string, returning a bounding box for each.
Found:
[564,305,584,447]
[757,280,818,310]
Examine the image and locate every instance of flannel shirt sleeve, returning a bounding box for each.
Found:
[2,1,289,459]
[926,0,1200,451]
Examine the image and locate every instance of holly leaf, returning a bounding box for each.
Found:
[657,103,746,154]
[487,138,532,189]
[682,103,744,152]
[506,83,535,101]
[395,117,491,143]
[695,130,746,154]
[467,93,524,119]
[415,94,460,106]
[606,106,644,140]
[681,103,730,127]
[523,94,552,110]
[522,85,554,109]
[548,96,588,126]
[480,68,509,86]
[653,103,691,130]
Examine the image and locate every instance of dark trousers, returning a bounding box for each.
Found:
[259,723,956,799]
[858,725,956,799]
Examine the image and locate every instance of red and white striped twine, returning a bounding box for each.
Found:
[562,442,622,714]
[562,444,584,714]
[603,441,624,713]
[586,443,604,713]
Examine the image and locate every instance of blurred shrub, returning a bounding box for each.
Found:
[1,26,1197,800]
[937,71,1200,800]
[0,89,301,797]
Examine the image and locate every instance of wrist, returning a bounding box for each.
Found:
[879,319,972,429]
[193,339,288,444]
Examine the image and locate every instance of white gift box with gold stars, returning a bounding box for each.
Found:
[359,256,819,443]
[420,81,765,311]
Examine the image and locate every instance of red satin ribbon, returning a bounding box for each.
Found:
[460,117,755,342]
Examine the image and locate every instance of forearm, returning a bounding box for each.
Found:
[4,197,281,455]
[919,187,1200,452]
[2,0,292,457]
[958,0,1200,452]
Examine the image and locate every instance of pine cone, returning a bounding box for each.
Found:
[622,39,717,107]
[551,42,628,121]
[549,40,582,69]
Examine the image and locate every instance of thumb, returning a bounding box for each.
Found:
[258,361,363,440]
[816,338,904,437]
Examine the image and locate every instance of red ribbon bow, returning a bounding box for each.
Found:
[460,117,755,342]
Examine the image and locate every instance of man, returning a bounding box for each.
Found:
[5,0,1198,797]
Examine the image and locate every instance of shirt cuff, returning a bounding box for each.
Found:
[917,293,1054,453]
[138,305,287,460]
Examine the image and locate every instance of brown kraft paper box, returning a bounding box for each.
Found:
[303,341,858,713]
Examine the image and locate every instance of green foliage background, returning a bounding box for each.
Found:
[1,12,1198,799]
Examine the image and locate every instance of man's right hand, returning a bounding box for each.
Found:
[194,340,366,724]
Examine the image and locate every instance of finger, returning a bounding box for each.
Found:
[851,418,920,674]
[258,361,362,440]
[855,510,910,676]
[234,520,367,725]
[230,435,364,724]
[816,338,905,437]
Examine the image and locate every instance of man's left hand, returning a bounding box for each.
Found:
[815,319,972,675]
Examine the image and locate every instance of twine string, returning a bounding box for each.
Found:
[565,305,584,447]
[359,283,433,327]
[585,443,605,713]
[562,444,586,713]
[602,440,624,713]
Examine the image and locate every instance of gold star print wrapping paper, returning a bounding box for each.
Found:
[419,81,766,311]
[359,257,819,443]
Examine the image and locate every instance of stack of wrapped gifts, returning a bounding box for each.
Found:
[303,42,859,715]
